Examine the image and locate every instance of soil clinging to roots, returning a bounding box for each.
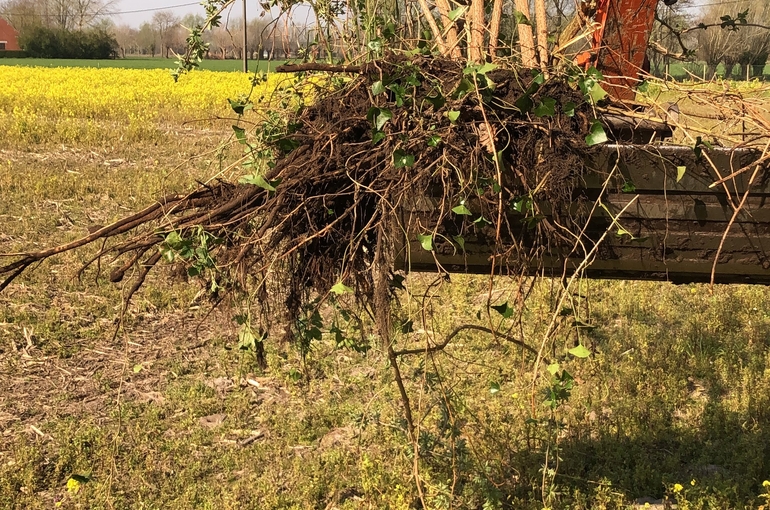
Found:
[1,55,598,339]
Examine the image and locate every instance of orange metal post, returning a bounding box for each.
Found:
[582,0,660,101]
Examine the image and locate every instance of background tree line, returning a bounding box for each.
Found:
[1,0,769,74]
[0,0,118,57]
[111,13,304,60]
[0,0,329,60]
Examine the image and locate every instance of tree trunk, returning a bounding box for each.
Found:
[514,0,536,67]
[434,0,461,58]
[533,0,549,73]
[415,0,447,55]
[467,0,485,62]
[488,0,504,60]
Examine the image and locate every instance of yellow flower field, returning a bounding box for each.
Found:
[0,66,294,144]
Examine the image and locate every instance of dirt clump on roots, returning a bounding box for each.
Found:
[0,55,598,343]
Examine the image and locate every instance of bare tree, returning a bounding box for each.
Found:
[210,24,233,59]
[648,0,694,76]
[247,16,272,58]
[152,10,179,58]
[71,0,116,30]
[112,23,137,58]
[0,0,43,32]
[0,0,116,31]
[136,21,157,57]
[697,0,770,79]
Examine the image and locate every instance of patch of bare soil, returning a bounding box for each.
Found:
[0,301,226,446]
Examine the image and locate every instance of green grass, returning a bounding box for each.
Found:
[654,62,770,81]
[0,57,288,72]
[1,88,770,509]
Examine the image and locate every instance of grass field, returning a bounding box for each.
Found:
[1,66,770,509]
[651,62,770,81]
[0,57,288,72]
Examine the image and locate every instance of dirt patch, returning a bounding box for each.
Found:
[0,303,230,441]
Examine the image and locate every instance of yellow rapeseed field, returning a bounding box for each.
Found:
[0,66,293,144]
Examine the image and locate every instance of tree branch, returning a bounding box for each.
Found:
[393,324,539,358]
[648,40,690,61]
[653,13,694,60]
[683,22,770,34]
[275,63,363,73]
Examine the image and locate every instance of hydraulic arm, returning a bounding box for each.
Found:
[577,0,675,101]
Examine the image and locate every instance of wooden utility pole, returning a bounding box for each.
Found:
[243,0,248,72]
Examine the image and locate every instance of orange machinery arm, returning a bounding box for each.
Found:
[577,0,673,101]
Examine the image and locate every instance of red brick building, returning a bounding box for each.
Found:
[0,18,21,51]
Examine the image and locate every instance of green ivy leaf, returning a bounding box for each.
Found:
[531,72,545,87]
[677,166,687,182]
[367,107,393,131]
[453,235,465,251]
[547,363,560,375]
[446,110,461,123]
[476,63,498,75]
[239,173,280,192]
[451,78,473,99]
[238,325,257,351]
[588,84,608,104]
[425,94,445,109]
[452,201,472,215]
[585,121,608,146]
[622,181,636,193]
[69,474,91,484]
[489,381,501,394]
[372,130,385,145]
[491,302,514,318]
[371,80,385,96]
[232,125,247,144]
[382,22,396,40]
[579,68,608,104]
[448,6,466,21]
[330,281,354,295]
[417,233,433,251]
[387,83,406,106]
[228,98,252,115]
[393,149,415,168]
[534,97,556,118]
[513,9,531,25]
[563,101,576,117]
[427,134,441,147]
[568,344,591,358]
[275,137,299,153]
[512,196,532,214]
[514,94,534,114]
[694,137,708,159]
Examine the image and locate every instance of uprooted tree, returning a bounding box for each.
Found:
[3,0,770,504]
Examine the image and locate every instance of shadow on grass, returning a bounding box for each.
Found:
[555,402,769,502]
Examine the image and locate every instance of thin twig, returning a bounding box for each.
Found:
[394,324,539,358]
